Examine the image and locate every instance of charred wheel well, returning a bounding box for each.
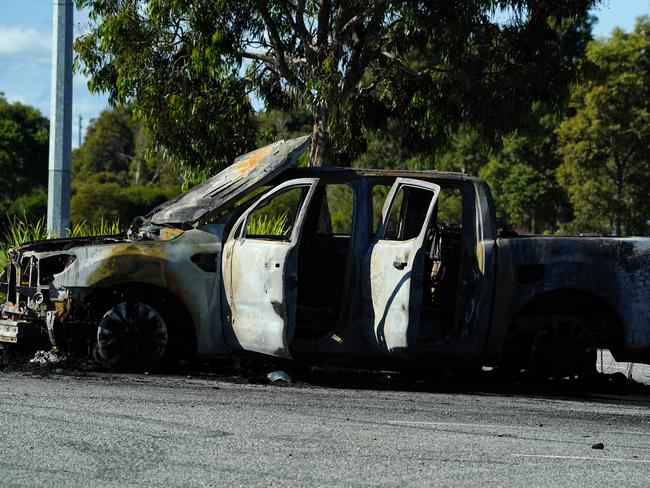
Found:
[509,288,624,350]
[83,282,197,358]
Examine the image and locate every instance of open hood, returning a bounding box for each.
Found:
[149,135,310,225]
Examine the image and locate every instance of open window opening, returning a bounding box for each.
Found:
[372,182,464,345]
[295,183,355,338]
[243,186,306,240]
[419,187,463,343]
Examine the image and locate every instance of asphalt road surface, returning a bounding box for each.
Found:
[1,368,650,488]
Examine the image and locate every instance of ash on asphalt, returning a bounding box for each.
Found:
[2,344,649,399]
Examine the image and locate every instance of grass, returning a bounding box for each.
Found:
[68,218,123,237]
[5,216,48,248]
[0,216,124,302]
[247,212,289,237]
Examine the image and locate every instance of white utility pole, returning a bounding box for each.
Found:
[47,0,73,238]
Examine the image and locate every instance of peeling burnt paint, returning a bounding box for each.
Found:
[149,136,310,226]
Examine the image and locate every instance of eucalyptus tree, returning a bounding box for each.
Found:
[76,0,597,168]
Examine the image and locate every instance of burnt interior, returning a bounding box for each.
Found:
[378,184,463,344]
[419,220,462,343]
[295,184,353,338]
[291,179,464,344]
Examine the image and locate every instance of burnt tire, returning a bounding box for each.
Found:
[529,319,596,381]
[94,301,168,370]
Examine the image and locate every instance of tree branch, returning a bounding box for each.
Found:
[317,0,332,50]
[339,14,363,36]
[334,1,351,36]
[381,50,448,76]
[277,0,316,63]
[239,51,276,64]
[256,1,303,89]
[240,51,307,65]
[339,3,388,98]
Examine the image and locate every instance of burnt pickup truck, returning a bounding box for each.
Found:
[2,135,650,376]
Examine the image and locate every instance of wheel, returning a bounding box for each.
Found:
[94,301,168,370]
[529,318,596,380]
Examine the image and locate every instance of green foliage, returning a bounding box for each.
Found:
[74,107,136,179]
[71,180,180,226]
[480,128,565,233]
[327,185,354,235]
[257,109,312,146]
[353,123,418,169]
[75,0,258,172]
[64,107,183,226]
[246,187,303,237]
[0,216,49,280]
[434,128,492,176]
[0,215,122,292]
[247,212,289,237]
[4,216,48,247]
[7,188,48,224]
[69,218,124,237]
[73,108,179,187]
[438,190,463,228]
[71,181,123,223]
[0,95,48,212]
[557,17,650,235]
[75,0,596,167]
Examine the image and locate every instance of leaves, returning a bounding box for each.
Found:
[557,17,650,235]
[75,0,257,172]
[75,0,597,167]
[0,95,49,208]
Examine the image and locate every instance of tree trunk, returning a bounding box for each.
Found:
[309,106,332,167]
[134,159,142,186]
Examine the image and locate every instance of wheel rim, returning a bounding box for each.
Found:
[530,320,596,380]
[96,301,168,367]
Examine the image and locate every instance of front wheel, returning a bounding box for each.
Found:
[93,301,168,370]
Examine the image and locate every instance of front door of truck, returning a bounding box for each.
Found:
[223,179,319,358]
[362,178,441,358]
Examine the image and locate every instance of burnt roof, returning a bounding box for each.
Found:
[280,166,482,183]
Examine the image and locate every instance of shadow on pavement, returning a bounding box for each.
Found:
[2,344,650,405]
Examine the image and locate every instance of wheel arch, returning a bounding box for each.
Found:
[83,281,198,358]
[506,287,624,355]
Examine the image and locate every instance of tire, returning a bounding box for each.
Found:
[529,318,596,381]
[93,301,168,370]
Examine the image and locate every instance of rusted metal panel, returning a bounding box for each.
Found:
[363,178,441,358]
[223,178,319,358]
[149,136,310,225]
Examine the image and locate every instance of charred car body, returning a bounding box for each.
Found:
[2,136,650,375]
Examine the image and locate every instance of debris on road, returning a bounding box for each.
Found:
[267,370,293,383]
[592,442,605,450]
[29,349,66,367]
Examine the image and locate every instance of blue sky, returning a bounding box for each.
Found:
[0,0,648,148]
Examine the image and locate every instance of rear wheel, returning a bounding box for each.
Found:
[529,318,596,380]
[94,301,168,370]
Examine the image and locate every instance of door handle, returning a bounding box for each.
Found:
[393,261,407,270]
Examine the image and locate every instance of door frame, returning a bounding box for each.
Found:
[222,178,320,357]
[363,177,441,357]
